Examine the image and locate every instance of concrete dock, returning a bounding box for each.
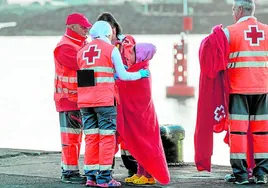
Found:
[0,148,263,188]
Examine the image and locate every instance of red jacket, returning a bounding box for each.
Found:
[115,35,136,67]
[76,39,116,108]
[54,28,87,112]
[194,25,230,172]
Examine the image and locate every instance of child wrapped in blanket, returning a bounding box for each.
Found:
[116,43,170,185]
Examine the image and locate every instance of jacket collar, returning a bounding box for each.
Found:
[236,16,256,24]
[64,28,87,46]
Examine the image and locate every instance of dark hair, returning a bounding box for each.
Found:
[133,45,136,63]
[97,12,122,37]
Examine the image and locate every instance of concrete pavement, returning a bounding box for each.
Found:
[0,148,264,188]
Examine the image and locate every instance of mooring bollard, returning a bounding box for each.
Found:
[160,124,185,165]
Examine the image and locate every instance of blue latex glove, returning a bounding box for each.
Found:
[139,69,150,78]
[124,65,128,70]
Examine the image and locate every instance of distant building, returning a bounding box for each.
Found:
[225,0,268,4]
[7,0,51,5]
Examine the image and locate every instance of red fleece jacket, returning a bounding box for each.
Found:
[54,28,87,112]
[194,25,230,172]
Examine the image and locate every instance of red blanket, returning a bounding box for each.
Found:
[116,61,170,185]
[194,25,230,172]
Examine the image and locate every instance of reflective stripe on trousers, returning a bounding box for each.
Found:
[81,106,116,183]
[229,94,268,179]
[59,111,83,172]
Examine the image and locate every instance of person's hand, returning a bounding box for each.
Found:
[124,65,128,70]
[138,69,150,78]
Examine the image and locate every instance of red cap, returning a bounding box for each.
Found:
[66,13,92,28]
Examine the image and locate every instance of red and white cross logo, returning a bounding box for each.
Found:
[214,105,226,122]
[244,25,265,46]
[82,44,101,65]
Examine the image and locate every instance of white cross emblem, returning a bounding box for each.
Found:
[214,105,226,122]
[82,44,101,65]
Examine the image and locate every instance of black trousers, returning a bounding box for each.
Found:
[121,152,137,176]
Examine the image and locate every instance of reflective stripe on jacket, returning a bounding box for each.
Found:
[54,35,81,104]
[77,39,116,108]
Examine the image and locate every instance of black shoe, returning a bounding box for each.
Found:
[254,175,268,184]
[224,174,235,182]
[61,173,87,184]
[234,179,249,185]
[225,174,249,185]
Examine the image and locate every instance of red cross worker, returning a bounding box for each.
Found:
[222,0,268,185]
[76,21,149,187]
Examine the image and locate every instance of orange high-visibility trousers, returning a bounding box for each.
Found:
[59,111,83,173]
[229,94,268,180]
[81,106,117,184]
